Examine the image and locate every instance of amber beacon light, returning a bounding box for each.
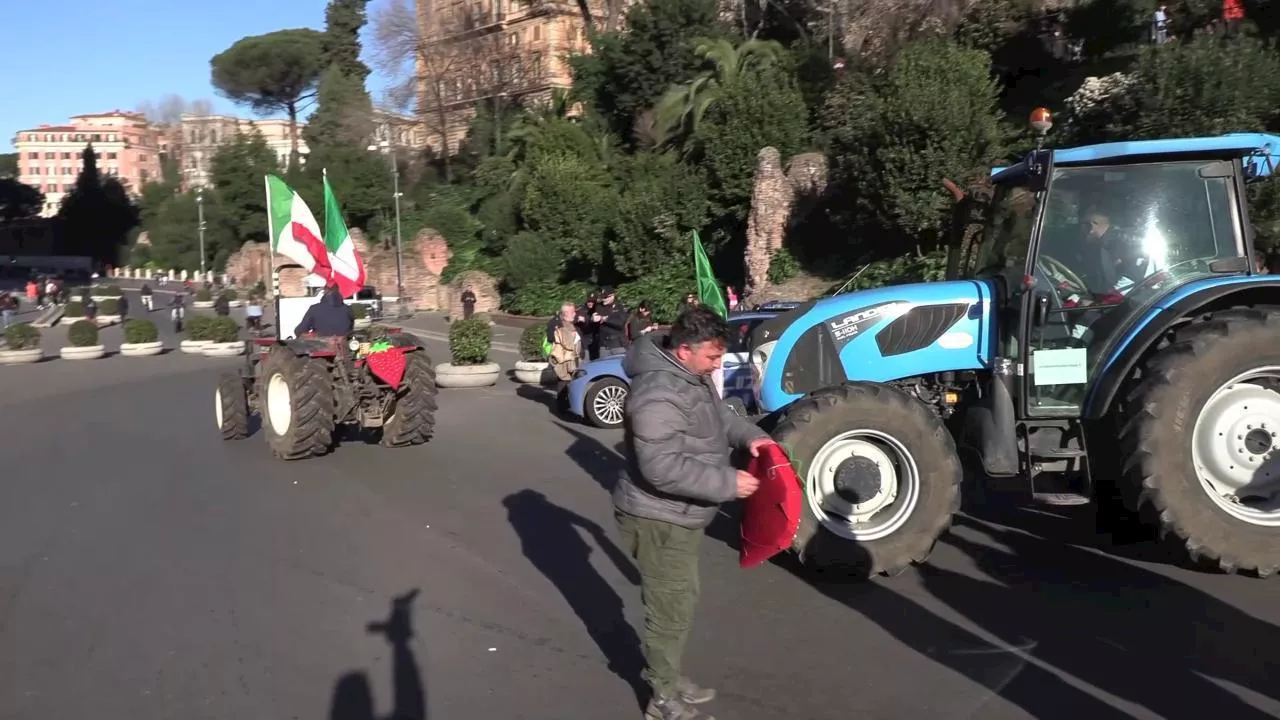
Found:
[1030,107,1053,136]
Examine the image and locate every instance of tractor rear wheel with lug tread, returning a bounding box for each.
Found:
[380,350,439,447]
[260,348,336,460]
[772,382,962,578]
[215,372,250,440]
[1119,309,1280,576]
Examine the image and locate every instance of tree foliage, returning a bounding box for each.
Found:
[56,146,139,265]
[210,29,326,160]
[823,39,1006,256]
[0,179,43,221]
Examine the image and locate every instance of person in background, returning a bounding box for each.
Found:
[1152,4,1169,44]
[627,301,659,344]
[213,292,231,317]
[0,292,16,328]
[140,283,154,312]
[592,286,629,357]
[245,295,264,333]
[1223,0,1244,37]
[295,285,355,338]
[117,291,129,321]
[25,279,38,307]
[724,286,738,312]
[460,287,477,320]
[169,292,186,333]
[1255,250,1271,275]
[677,293,699,315]
[549,301,582,389]
[616,307,769,720]
[577,292,599,360]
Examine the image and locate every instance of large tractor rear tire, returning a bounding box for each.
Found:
[215,372,250,440]
[380,350,439,447]
[1119,309,1280,576]
[260,349,336,460]
[772,382,962,578]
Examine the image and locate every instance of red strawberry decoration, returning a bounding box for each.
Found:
[365,347,409,388]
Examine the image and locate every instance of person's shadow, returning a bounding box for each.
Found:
[328,589,428,720]
[502,489,647,705]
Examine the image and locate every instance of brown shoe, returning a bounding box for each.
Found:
[677,677,716,704]
[644,694,714,720]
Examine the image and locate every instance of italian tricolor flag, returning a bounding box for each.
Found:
[264,174,365,297]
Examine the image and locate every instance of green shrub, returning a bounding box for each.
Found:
[98,298,120,315]
[766,247,800,284]
[63,301,86,318]
[123,319,159,344]
[206,317,241,343]
[519,323,548,361]
[220,288,238,302]
[185,315,213,341]
[67,319,99,347]
[195,287,213,302]
[449,318,491,365]
[96,285,123,297]
[4,323,39,350]
[350,302,369,319]
[252,280,267,297]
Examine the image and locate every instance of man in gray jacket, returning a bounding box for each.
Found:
[616,306,770,720]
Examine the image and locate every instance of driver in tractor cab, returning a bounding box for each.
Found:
[295,284,355,338]
[1058,208,1151,307]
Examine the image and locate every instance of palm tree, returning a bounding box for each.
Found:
[648,37,786,149]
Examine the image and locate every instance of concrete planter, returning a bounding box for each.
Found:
[226,300,243,308]
[436,362,501,388]
[0,348,43,365]
[90,295,121,303]
[95,315,121,327]
[181,339,210,354]
[202,341,246,357]
[354,317,372,329]
[513,360,553,384]
[59,314,88,326]
[60,344,106,360]
[192,300,215,309]
[120,341,164,357]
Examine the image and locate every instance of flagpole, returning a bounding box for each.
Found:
[264,175,278,333]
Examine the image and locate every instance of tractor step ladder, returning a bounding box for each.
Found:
[1024,421,1092,507]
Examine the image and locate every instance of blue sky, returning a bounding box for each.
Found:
[3,0,394,152]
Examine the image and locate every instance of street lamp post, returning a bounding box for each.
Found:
[196,187,206,279]
[368,139,406,318]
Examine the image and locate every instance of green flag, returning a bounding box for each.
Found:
[693,230,728,319]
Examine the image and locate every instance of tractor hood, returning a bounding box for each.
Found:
[750,279,997,414]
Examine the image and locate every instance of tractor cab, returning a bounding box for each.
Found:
[971,114,1276,423]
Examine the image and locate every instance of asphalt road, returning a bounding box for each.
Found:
[1,319,1279,719]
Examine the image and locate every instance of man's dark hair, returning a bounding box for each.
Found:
[669,306,732,349]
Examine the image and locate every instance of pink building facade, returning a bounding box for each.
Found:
[12,111,162,216]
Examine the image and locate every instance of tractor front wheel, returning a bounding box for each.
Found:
[380,350,439,447]
[260,349,336,460]
[773,382,962,578]
[1120,309,1280,576]
[215,372,250,440]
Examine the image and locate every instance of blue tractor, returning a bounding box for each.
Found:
[750,117,1280,578]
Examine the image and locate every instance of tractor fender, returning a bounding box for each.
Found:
[1085,275,1280,418]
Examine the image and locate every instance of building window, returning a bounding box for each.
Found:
[530,52,543,79]
[60,152,71,160]
[44,152,55,160]
[106,152,117,160]
[210,130,217,144]
[26,152,37,160]
[532,25,541,41]
[29,167,39,175]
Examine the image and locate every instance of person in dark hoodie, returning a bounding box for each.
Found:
[295,285,355,337]
[615,306,770,720]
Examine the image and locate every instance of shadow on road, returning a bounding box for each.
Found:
[502,489,646,705]
[514,384,561,415]
[704,495,1280,718]
[328,589,429,720]
[555,422,628,494]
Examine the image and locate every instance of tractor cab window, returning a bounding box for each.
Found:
[1027,159,1244,415]
[969,182,1039,281]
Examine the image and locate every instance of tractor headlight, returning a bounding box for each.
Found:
[348,338,361,352]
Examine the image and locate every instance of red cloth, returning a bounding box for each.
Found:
[365,347,410,388]
[1224,0,1244,21]
[739,442,803,568]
